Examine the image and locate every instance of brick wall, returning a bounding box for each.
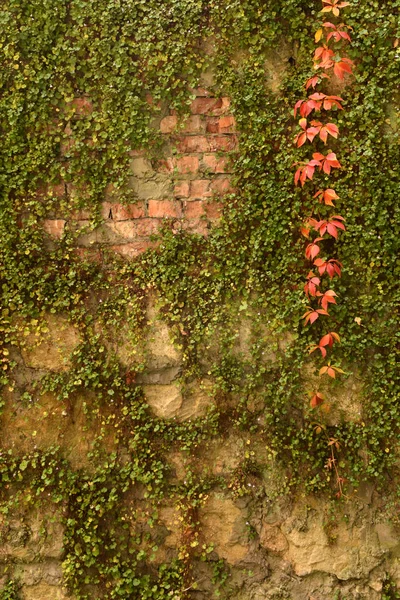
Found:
[43,88,237,258]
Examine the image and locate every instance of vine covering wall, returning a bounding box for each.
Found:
[1,0,400,598]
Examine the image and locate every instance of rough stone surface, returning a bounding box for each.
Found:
[282,502,384,580]
[22,583,71,600]
[259,523,288,554]
[143,378,213,420]
[21,314,80,372]
[1,392,117,468]
[200,495,248,564]
[141,300,182,383]
[143,383,183,419]
[0,509,64,564]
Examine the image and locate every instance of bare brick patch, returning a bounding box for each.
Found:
[45,90,236,258]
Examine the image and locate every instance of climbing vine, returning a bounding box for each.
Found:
[1,0,400,598]
[293,0,354,497]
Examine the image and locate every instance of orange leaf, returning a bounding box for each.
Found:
[334,60,353,80]
[313,188,340,206]
[310,392,325,408]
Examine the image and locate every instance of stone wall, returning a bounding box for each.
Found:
[1,64,400,600]
[2,293,400,600]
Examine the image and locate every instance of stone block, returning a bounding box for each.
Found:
[110,241,155,258]
[200,495,248,564]
[129,156,154,177]
[259,523,288,553]
[22,583,71,600]
[143,383,183,419]
[130,176,172,200]
[282,503,383,580]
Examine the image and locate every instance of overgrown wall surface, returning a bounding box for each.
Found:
[1,1,400,599]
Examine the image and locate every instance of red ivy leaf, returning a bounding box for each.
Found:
[310,392,325,408]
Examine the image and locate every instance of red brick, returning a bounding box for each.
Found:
[110,241,156,257]
[174,181,190,198]
[134,219,159,237]
[177,136,210,153]
[210,177,234,195]
[148,200,182,218]
[102,202,146,221]
[37,182,66,200]
[160,115,178,134]
[205,118,219,134]
[202,154,229,173]
[205,202,224,219]
[74,247,103,262]
[209,135,238,152]
[190,97,231,116]
[218,115,236,133]
[176,156,199,174]
[181,115,205,134]
[184,201,205,218]
[189,180,211,198]
[109,219,159,239]
[157,158,174,173]
[183,218,209,236]
[43,219,65,238]
[60,124,74,154]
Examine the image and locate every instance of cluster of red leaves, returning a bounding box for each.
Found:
[309,331,341,358]
[302,215,346,240]
[292,0,353,424]
[294,152,341,186]
[314,257,342,278]
[294,93,343,118]
[295,118,339,147]
[323,22,352,43]
[314,45,354,79]
[322,0,349,17]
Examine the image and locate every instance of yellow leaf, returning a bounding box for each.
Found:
[315,28,323,43]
